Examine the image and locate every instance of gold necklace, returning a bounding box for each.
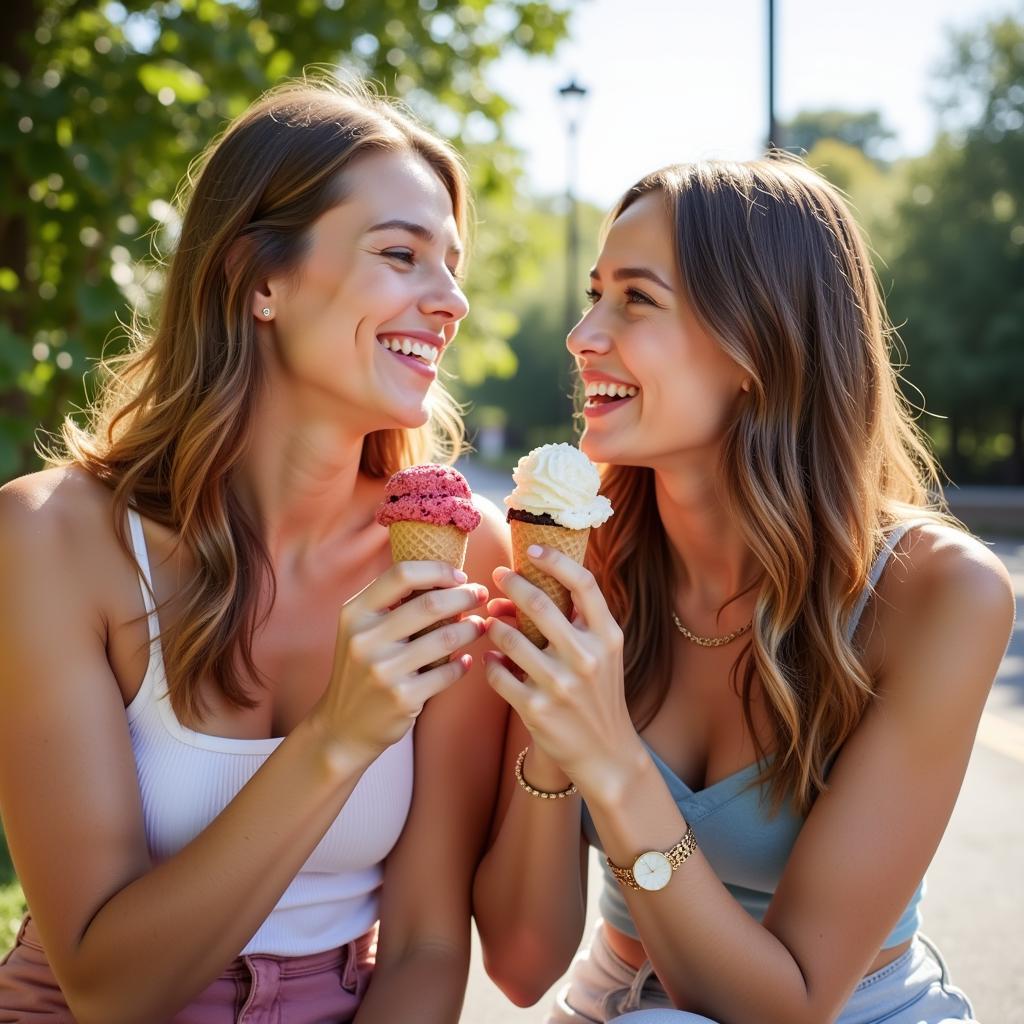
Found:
[671,611,753,648]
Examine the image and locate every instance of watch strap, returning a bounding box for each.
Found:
[607,825,698,891]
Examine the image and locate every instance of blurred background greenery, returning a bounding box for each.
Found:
[1,0,1022,945]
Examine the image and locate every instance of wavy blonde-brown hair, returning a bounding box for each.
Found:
[52,78,469,722]
[588,157,952,814]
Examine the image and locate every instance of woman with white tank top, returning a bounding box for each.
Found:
[0,80,510,1023]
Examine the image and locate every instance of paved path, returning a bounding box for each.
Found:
[457,461,1024,1023]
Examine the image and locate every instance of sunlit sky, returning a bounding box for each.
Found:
[487,0,1013,207]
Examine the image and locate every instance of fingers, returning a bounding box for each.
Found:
[381,582,489,643]
[491,565,579,652]
[482,650,532,713]
[357,560,470,617]
[485,615,554,680]
[407,652,475,705]
[486,597,517,621]
[391,615,487,675]
[519,547,619,641]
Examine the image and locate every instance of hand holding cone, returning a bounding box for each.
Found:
[504,444,613,648]
[376,465,481,668]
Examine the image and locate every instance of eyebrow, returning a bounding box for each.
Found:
[367,219,463,256]
[590,266,674,291]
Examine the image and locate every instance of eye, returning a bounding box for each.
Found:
[625,287,655,306]
[381,248,415,265]
[584,288,601,304]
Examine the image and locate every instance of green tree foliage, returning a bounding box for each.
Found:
[463,195,604,457]
[887,10,1024,482]
[0,0,572,478]
[781,108,895,161]
[802,137,909,255]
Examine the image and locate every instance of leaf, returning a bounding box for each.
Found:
[137,61,209,104]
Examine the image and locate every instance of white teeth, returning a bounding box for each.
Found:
[377,335,441,365]
[584,382,639,398]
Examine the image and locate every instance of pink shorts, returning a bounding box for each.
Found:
[0,915,375,1023]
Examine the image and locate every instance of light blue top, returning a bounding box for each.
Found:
[581,523,925,949]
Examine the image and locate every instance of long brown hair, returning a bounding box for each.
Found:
[588,157,952,813]
[51,78,469,722]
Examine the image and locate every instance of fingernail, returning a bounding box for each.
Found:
[493,566,510,582]
[527,545,543,558]
[474,585,490,602]
[453,569,468,583]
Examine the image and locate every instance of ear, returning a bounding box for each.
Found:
[252,285,274,323]
[224,237,276,323]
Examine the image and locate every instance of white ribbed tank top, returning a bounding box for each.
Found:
[123,507,414,956]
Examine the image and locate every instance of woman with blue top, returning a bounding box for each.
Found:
[473,158,1014,1024]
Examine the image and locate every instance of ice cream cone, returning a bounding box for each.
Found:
[388,520,469,569]
[389,521,470,668]
[510,519,591,647]
[377,466,480,670]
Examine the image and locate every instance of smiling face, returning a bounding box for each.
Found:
[569,190,748,469]
[256,149,468,432]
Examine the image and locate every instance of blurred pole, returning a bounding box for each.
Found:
[558,78,588,337]
[767,0,779,151]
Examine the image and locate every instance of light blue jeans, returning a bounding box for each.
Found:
[548,924,976,1024]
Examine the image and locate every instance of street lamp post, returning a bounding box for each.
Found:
[558,77,588,337]
[767,0,779,151]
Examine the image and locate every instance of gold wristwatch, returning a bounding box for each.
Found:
[607,826,698,892]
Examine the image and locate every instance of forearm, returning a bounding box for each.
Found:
[67,718,370,1024]
[355,942,470,1023]
[472,748,587,1003]
[583,750,816,1024]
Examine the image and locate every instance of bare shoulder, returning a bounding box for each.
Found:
[873,520,1015,712]
[895,521,1014,625]
[0,464,119,572]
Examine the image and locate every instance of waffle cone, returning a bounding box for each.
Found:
[388,521,470,669]
[510,519,591,647]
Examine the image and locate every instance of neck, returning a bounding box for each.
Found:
[653,457,760,618]
[236,382,380,567]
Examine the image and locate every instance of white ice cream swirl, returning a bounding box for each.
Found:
[504,443,614,530]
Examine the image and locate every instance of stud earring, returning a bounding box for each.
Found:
[261,307,271,318]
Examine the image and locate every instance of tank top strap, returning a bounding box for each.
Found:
[126,506,161,647]
[846,521,920,641]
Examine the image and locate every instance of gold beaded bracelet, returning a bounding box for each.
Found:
[514,747,578,800]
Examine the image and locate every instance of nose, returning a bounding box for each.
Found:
[419,269,469,325]
[567,306,612,359]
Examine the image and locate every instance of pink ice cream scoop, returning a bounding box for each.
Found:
[375,464,481,533]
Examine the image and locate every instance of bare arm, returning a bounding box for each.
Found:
[471,712,590,1006]
[0,480,485,1024]
[485,527,1015,1024]
[354,499,512,1022]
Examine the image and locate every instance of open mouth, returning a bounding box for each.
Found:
[377,335,441,369]
[584,381,639,409]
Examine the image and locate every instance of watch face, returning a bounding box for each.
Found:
[633,851,672,891]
